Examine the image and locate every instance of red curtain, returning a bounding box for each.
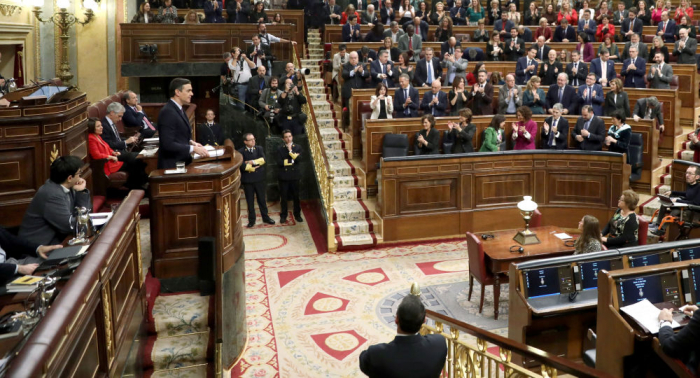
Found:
[13,45,24,87]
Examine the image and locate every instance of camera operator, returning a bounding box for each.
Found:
[259,76,283,130]
[278,78,307,135]
[247,34,272,75]
[280,62,305,89]
[222,48,255,110]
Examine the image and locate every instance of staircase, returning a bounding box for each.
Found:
[301,29,378,250]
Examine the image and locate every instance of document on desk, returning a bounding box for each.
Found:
[89,212,113,226]
[143,137,160,143]
[621,299,681,334]
[554,233,572,240]
[194,148,224,160]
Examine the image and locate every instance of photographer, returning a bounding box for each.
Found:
[222,48,255,110]
[259,77,283,129]
[258,22,297,46]
[247,35,272,74]
[278,78,307,135]
[280,62,305,89]
[247,66,269,113]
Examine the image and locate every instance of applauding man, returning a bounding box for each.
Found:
[277,130,303,224]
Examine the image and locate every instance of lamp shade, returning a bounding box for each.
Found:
[83,0,97,10]
[56,0,70,9]
[517,196,538,212]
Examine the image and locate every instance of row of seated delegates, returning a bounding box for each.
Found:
[131,0,286,24]
[650,164,700,235]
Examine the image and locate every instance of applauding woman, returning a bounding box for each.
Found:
[486,32,504,61]
[415,115,440,155]
[602,190,640,248]
[157,0,178,24]
[480,114,506,151]
[574,215,604,254]
[444,108,476,153]
[605,111,632,159]
[449,77,468,115]
[512,106,537,150]
[522,76,547,114]
[132,2,155,23]
[370,83,393,119]
[604,78,631,116]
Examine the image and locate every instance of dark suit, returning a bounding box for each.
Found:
[657,19,677,43]
[620,17,643,40]
[343,23,361,42]
[100,117,127,151]
[195,123,224,146]
[553,25,577,42]
[326,3,342,24]
[225,0,249,23]
[247,75,270,110]
[538,61,563,86]
[532,44,551,61]
[359,333,448,378]
[493,19,515,37]
[203,0,225,23]
[572,115,606,150]
[577,83,605,116]
[633,98,664,127]
[414,57,442,87]
[277,144,303,220]
[504,38,525,61]
[621,57,646,88]
[239,145,270,224]
[19,179,91,246]
[370,60,396,87]
[415,128,440,155]
[566,61,589,86]
[419,90,448,117]
[541,116,569,149]
[379,7,394,25]
[123,105,157,138]
[589,58,616,85]
[659,310,700,373]
[546,84,579,115]
[515,56,538,85]
[440,41,461,60]
[577,18,597,39]
[0,228,42,283]
[604,91,631,117]
[157,100,193,169]
[467,83,494,115]
[673,37,698,64]
[342,62,370,100]
[394,86,419,118]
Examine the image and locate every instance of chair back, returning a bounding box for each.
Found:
[652,338,697,378]
[637,214,648,245]
[629,132,644,181]
[530,208,542,228]
[383,133,409,158]
[466,232,492,283]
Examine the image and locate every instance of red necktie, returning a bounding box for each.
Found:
[409,37,412,49]
[663,22,666,32]
[502,22,505,31]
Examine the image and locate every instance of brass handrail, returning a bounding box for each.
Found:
[292,44,336,251]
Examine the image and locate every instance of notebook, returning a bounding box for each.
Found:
[38,245,89,268]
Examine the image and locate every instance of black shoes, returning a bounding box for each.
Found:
[295,214,304,222]
[247,222,255,228]
[263,218,275,225]
[280,217,287,224]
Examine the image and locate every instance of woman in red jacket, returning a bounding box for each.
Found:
[87,117,148,190]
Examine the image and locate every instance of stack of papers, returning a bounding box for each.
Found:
[620,299,681,334]
[89,212,113,227]
[6,276,44,293]
[140,147,158,157]
[554,233,572,240]
[194,148,224,160]
[143,137,160,144]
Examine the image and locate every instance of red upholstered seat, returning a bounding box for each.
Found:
[92,195,106,213]
[671,75,679,90]
[88,105,100,118]
[110,94,120,103]
[642,34,654,43]
[638,215,648,245]
[108,172,128,181]
[466,231,508,319]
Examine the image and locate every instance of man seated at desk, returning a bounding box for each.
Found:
[0,228,62,284]
[122,90,157,138]
[658,304,700,374]
[19,156,92,246]
[651,165,700,236]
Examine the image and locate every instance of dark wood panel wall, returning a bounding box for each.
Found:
[6,191,146,377]
[379,152,628,242]
[0,91,91,228]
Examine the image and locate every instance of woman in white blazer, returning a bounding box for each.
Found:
[370,83,393,119]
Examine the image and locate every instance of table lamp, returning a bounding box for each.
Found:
[513,196,540,245]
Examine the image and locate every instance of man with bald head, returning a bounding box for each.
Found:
[673,28,697,64]
[342,51,369,107]
[420,81,448,117]
[361,4,378,26]
[498,74,522,115]
[621,45,646,88]
[546,73,579,115]
[531,36,551,62]
[656,11,677,43]
[440,37,461,61]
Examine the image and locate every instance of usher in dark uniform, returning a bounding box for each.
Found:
[277,143,303,222]
[238,145,272,226]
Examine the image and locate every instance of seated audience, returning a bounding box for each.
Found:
[605,111,632,160]
[278,78,307,135]
[647,51,672,89]
[183,10,200,24]
[602,190,640,247]
[101,102,139,152]
[473,19,490,42]
[442,47,467,86]
[204,0,225,23]
[364,22,385,42]
[394,74,419,118]
[19,156,91,246]
[467,70,493,115]
[415,114,440,155]
[651,165,700,236]
[512,106,537,150]
[157,0,178,24]
[648,36,670,66]
[196,109,224,146]
[414,48,442,87]
[131,2,155,23]
[621,46,646,88]
[546,73,578,115]
[596,15,615,41]
[541,103,569,149]
[359,294,447,378]
[444,108,476,153]
[249,1,267,23]
[538,49,561,86]
[370,83,393,119]
[88,118,149,190]
[0,228,62,284]
[604,78,631,117]
[578,73,604,116]
[420,81,448,117]
[498,74,522,115]
[632,96,664,132]
[522,76,546,115]
[378,37,401,63]
[480,114,506,152]
[259,76,282,124]
[572,105,606,150]
[515,47,538,85]
[553,18,577,42]
[122,91,156,138]
[576,33,595,62]
[574,215,604,254]
[566,50,588,87]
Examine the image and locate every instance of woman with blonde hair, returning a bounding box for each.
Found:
[649,36,670,64]
[522,76,546,114]
[558,1,578,25]
[535,17,553,41]
[430,1,448,25]
[506,3,521,25]
[574,216,604,254]
[183,10,200,24]
[674,0,694,25]
[341,4,359,24]
[486,32,504,61]
[487,0,501,25]
[651,0,668,24]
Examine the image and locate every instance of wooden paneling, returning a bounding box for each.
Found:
[379,152,628,242]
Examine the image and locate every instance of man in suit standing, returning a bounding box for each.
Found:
[566,50,589,86]
[239,133,274,228]
[590,48,617,86]
[383,21,405,43]
[532,36,551,62]
[398,24,422,59]
[621,46,646,88]
[359,294,447,378]
[277,130,303,224]
[493,12,515,41]
[0,228,62,284]
[657,11,677,43]
[343,15,362,42]
[578,9,597,40]
[394,74,419,118]
[326,0,342,24]
[647,51,673,89]
[414,48,442,87]
[498,74,523,115]
[577,73,605,116]
[380,1,395,25]
[468,70,494,116]
[621,33,648,61]
[371,50,396,87]
[342,51,370,108]
[450,0,467,25]
[420,81,448,117]
[613,2,629,26]
[333,44,349,92]
[101,102,139,153]
[19,155,92,246]
[541,103,569,149]
[225,0,249,23]
[572,105,607,150]
[157,78,209,169]
[441,47,468,85]
[553,18,577,42]
[248,66,270,112]
[515,47,538,85]
[673,28,698,64]
[546,73,579,115]
[405,17,429,42]
[633,96,665,132]
[440,37,461,61]
[196,109,224,146]
[505,28,525,61]
[620,7,643,41]
[122,91,157,138]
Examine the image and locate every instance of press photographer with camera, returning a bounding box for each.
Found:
[259,76,283,129]
[258,22,298,47]
[278,78,307,135]
[247,35,272,74]
[280,62,309,89]
[220,48,255,110]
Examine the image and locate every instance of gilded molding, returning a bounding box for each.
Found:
[0,3,20,17]
[49,143,59,164]
[223,195,231,246]
[135,218,143,285]
[101,281,114,363]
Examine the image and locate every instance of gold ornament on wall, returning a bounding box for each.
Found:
[49,144,59,164]
[0,3,21,16]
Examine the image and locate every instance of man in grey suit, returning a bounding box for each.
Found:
[398,25,422,60]
[673,28,698,64]
[647,52,673,89]
[498,74,523,115]
[633,96,665,133]
[613,3,629,25]
[441,47,468,86]
[19,155,92,246]
[383,21,405,43]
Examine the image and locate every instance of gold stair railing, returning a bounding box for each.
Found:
[292,44,336,252]
[407,283,612,378]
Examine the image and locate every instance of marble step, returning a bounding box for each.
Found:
[320,127,343,141]
[334,219,377,236]
[678,149,694,161]
[655,184,671,195]
[307,92,329,101]
[308,38,321,44]
[334,186,362,201]
[324,139,345,151]
[308,53,324,59]
[333,200,369,222]
[329,160,355,177]
[336,233,377,248]
[311,101,331,111]
[314,109,334,119]
[305,78,324,86]
[307,85,326,94]
[317,118,336,128]
[640,196,662,217]
[301,59,321,66]
[333,174,358,188]
[326,149,349,161]
[662,174,671,185]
